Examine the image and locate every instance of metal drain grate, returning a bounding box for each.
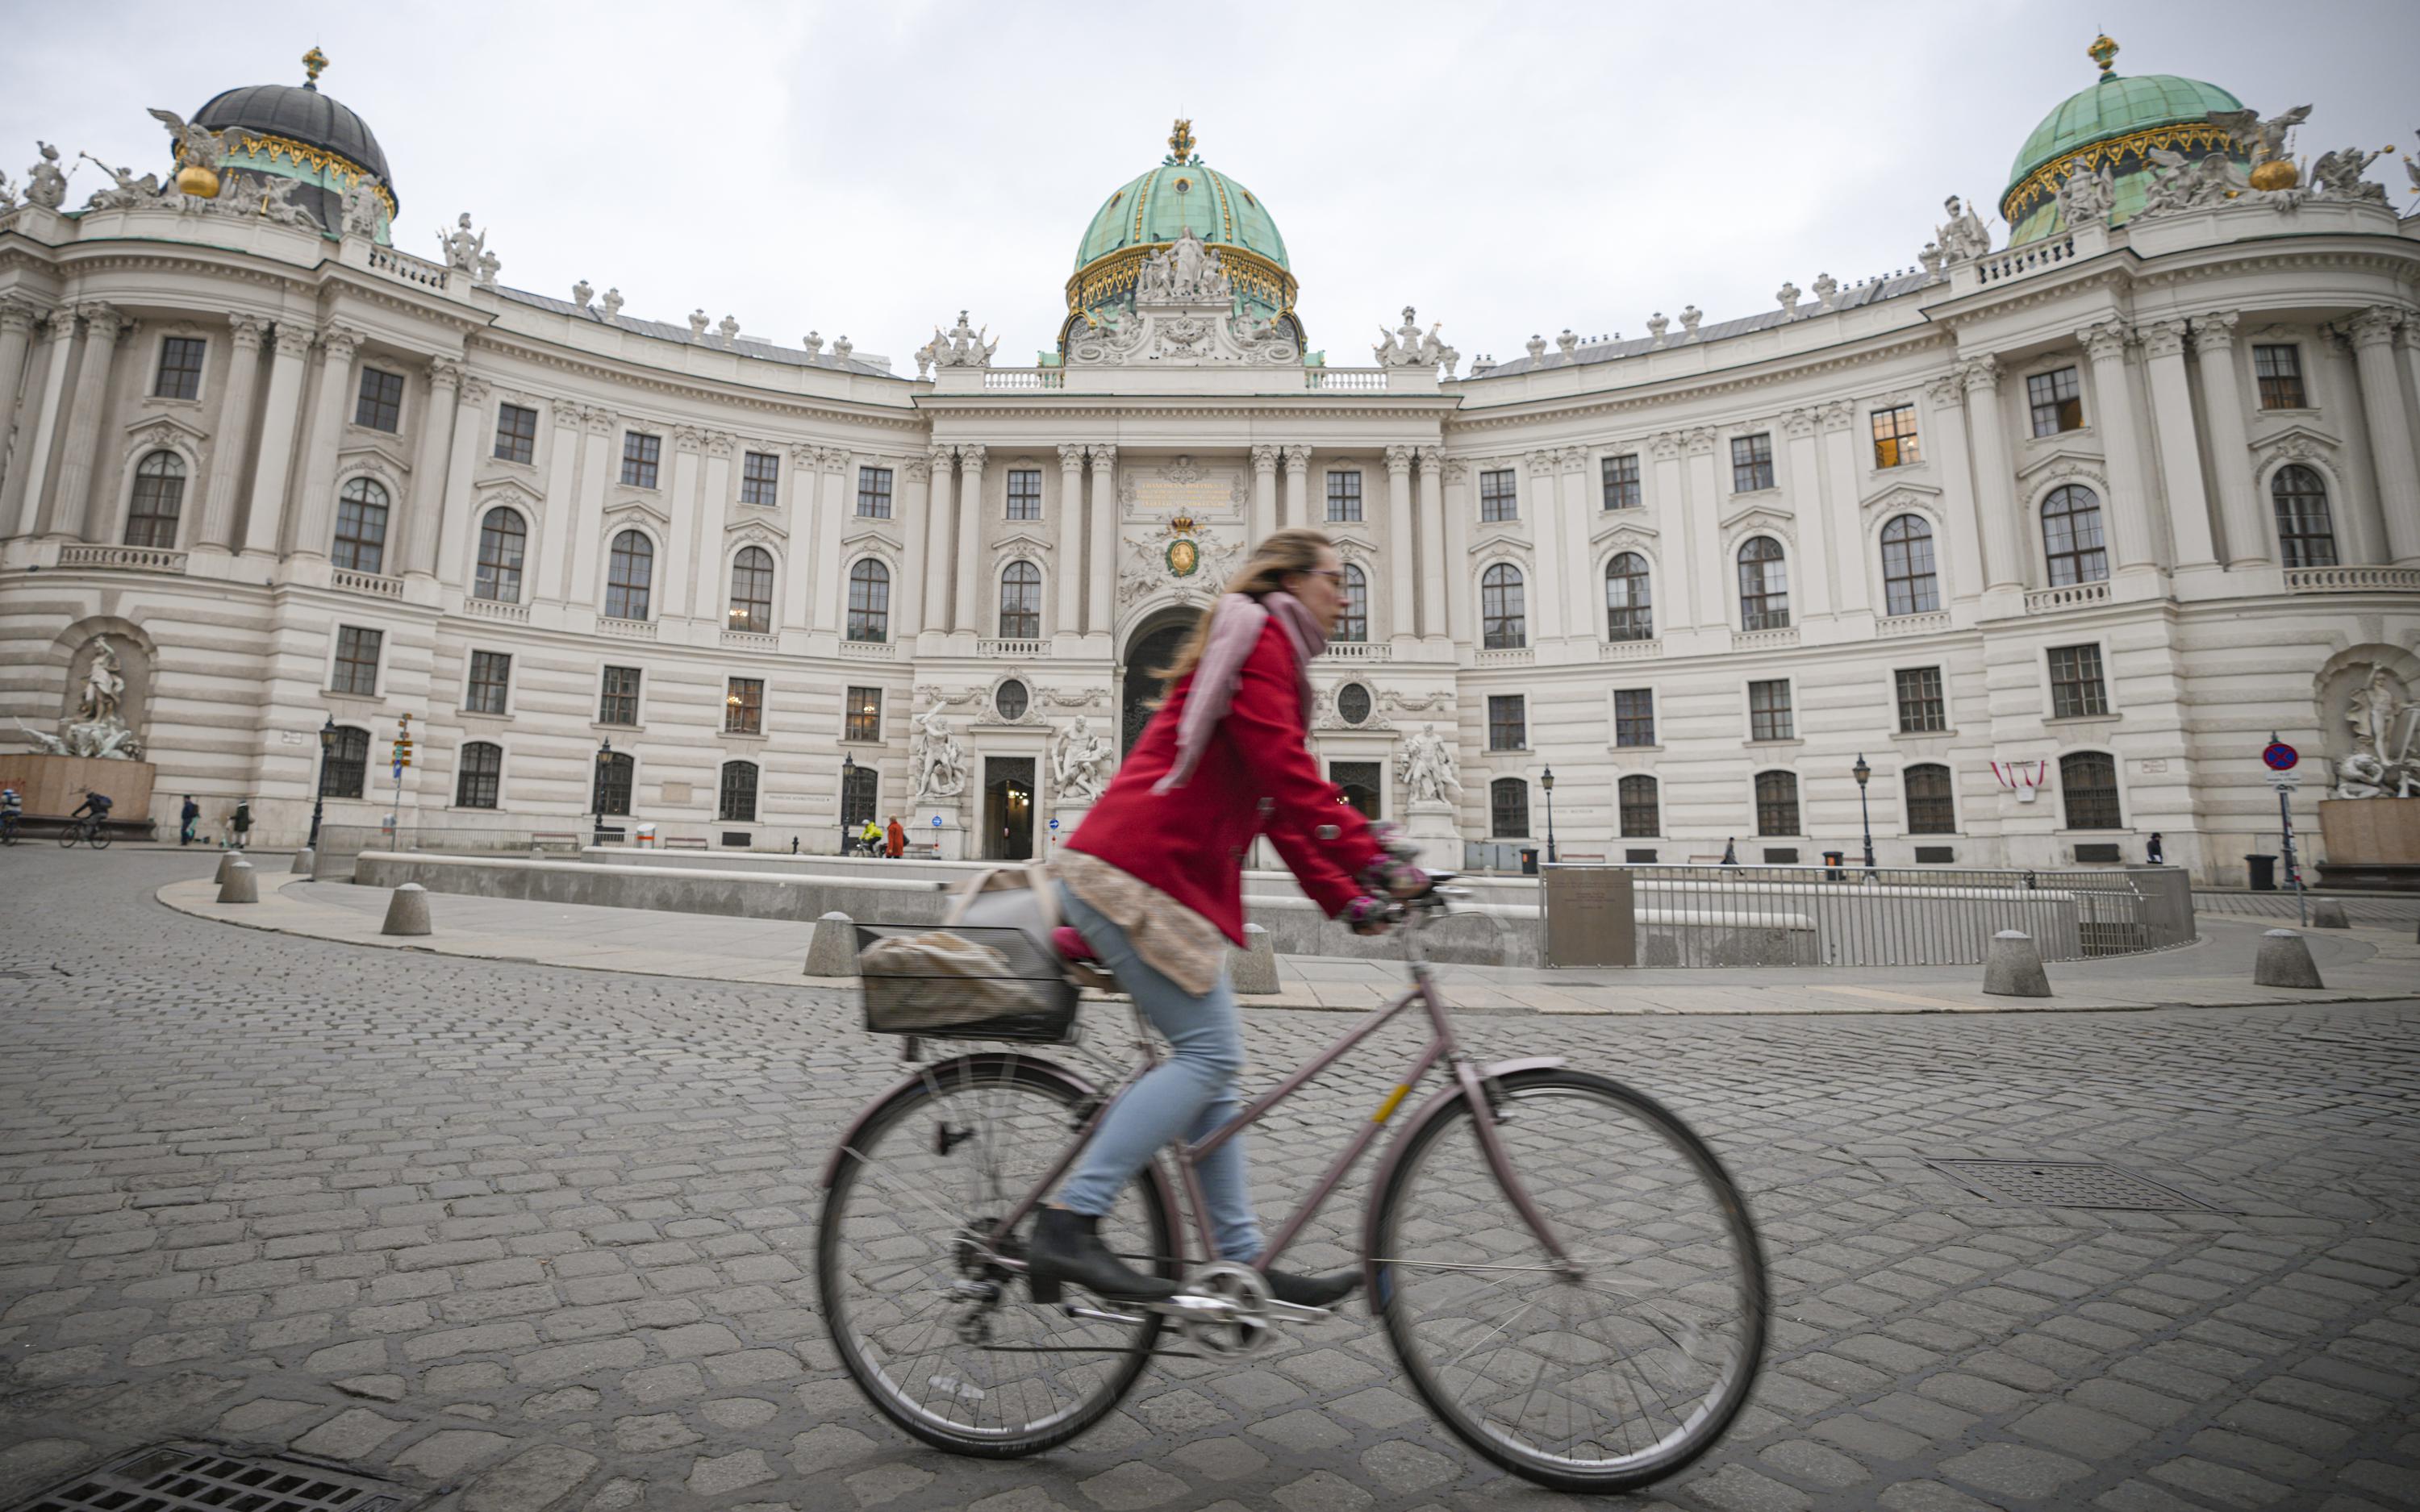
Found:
[10,1444,424,1512]
[1923,1159,2217,1211]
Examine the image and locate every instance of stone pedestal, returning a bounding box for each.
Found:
[920,806,966,861]
[1402,799,1463,871]
[2316,798,2420,891]
[1047,803,1093,860]
[0,752,155,820]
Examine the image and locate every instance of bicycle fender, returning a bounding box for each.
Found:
[1359,1056,1567,1305]
[817,1051,1103,1189]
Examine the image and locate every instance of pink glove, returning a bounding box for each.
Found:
[1342,895,1394,935]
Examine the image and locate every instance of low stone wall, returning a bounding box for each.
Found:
[0,752,154,821]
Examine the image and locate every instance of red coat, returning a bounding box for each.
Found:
[1068,617,1381,944]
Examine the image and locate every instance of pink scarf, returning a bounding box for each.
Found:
[1152,590,1325,793]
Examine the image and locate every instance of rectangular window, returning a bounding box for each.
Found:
[1490,779,1529,839]
[2253,344,2306,410]
[1613,689,1655,748]
[2026,366,2084,436]
[1905,764,1957,835]
[1871,404,1921,469]
[620,431,661,488]
[1730,433,1774,492]
[154,337,207,401]
[1618,775,1659,838]
[1330,760,1383,823]
[1601,453,1641,510]
[1479,468,1517,523]
[1326,470,1362,523]
[1007,469,1042,520]
[1754,771,1800,837]
[718,762,758,823]
[1748,678,1794,742]
[455,743,502,810]
[322,727,367,800]
[353,368,404,432]
[857,466,893,519]
[466,651,511,716]
[599,665,640,726]
[845,685,882,744]
[740,452,780,506]
[1894,666,1946,733]
[2049,644,2109,719]
[2060,752,2123,831]
[332,626,382,697]
[724,677,765,735]
[493,402,537,464]
[1487,694,1526,752]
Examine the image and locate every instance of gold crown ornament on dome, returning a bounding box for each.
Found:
[2088,33,2119,75]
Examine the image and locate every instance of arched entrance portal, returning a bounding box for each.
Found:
[1120,606,1199,756]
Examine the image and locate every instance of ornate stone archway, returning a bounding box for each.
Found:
[1119,606,1199,755]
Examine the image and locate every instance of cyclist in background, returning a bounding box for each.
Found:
[71,790,113,823]
[1,786,21,842]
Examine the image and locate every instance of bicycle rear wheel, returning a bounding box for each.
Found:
[817,1053,1177,1457]
[1372,1068,1766,1493]
[57,826,79,848]
[90,824,111,850]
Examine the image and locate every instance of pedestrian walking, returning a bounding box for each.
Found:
[230,799,252,851]
[2146,831,2164,864]
[885,814,906,859]
[179,794,199,846]
[1720,836,1738,866]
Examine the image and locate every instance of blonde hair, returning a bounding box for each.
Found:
[1152,527,1337,694]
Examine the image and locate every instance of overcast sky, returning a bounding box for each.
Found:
[8,0,2414,372]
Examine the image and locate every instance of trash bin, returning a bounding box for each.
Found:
[636,823,657,848]
[1822,849,1846,882]
[1520,847,1540,876]
[2244,853,2277,891]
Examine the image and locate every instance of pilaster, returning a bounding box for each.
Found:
[952,443,987,643]
[2079,319,2160,586]
[1646,432,1692,628]
[1790,408,1838,621]
[1055,442,1087,643]
[0,298,40,505]
[403,356,461,578]
[2188,313,2264,568]
[1087,445,1117,638]
[1384,444,1417,645]
[1555,446,1595,643]
[56,306,123,540]
[565,406,616,610]
[240,323,314,559]
[1921,372,1984,606]
[1520,449,1564,640]
[1281,444,1310,532]
[290,325,365,560]
[1417,447,1446,643]
[2348,307,2420,564]
[664,427,703,619]
[921,445,956,651]
[436,374,489,589]
[1250,444,1279,548]
[197,314,265,553]
[2139,318,2217,574]
[1960,356,2024,597]
[898,449,936,640]
[812,447,851,635]
[1439,457,1473,646]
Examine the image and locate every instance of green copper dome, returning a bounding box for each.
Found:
[2001,35,2247,245]
[1073,123,1288,273]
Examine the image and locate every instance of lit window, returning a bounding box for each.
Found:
[845,686,881,744]
[1871,404,1921,469]
[725,677,764,735]
[2252,345,2305,410]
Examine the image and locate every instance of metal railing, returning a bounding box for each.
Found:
[1539,860,2193,968]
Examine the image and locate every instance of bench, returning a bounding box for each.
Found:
[529,831,582,853]
[663,835,709,851]
[1558,852,1605,864]
[906,843,942,860]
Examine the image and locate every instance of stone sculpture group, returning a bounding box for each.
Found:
[17,635,144,761]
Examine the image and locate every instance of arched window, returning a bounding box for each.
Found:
[124,451,186,548]
[1737,537,1788,630]
[456,741,503,809]
[1618,774,1659,838]
[719,760,759,823]
[321,727,369,801]
[332,477,390,574]
[1905,762,1955,835]
[2041,485,2108,585]
[1880,514,1940,616]
[1489,777,1529,838]
[593,750,634,817]
[605,530,653,620]
[841,763,878,829]
[474,508,525,603]
[2270,464,2337,569]
[1481,564,1526,649]
[1604,552,1653,642]
[1337,564,1369,643]
[848,559,891,643]
[728,546,774,634]
[2059,751,2122,831]
[1754,770,1800,836]
[999,560,1042,639]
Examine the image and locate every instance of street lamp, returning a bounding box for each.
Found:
[840,752,858,855]
[1852,752,1876,874]
[307,714,336,849]
[593,738,613,845]
[1540,765,1557,865]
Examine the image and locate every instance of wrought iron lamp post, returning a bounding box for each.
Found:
[1853,753,1876,873]
[307,714,336,849]
[1541,765,1557,865]
[841,752,857,855]
[593,738,613,845]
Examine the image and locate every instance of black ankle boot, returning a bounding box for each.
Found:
[1265,1268,1361,1310]
[1027,1207,1176,1304]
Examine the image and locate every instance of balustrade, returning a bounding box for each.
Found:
[1876,610,1952,637]
[56,544,186,574]
[332,567,405,598]
[1598,638,1663,660]
[1730,627,1801,651]
[462,598,530,623]
[2023,580,2112,614]
[2284,565,2420,593]
[977,638,1051,659]
[599,616,658,639]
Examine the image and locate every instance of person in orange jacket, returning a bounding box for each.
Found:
[884,815,906,859]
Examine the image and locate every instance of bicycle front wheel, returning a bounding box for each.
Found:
[1372,1068,1767,1494]
[817,1053,1177,1458]
[90,824,111,850]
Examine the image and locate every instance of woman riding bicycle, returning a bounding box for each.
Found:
[1028,527,1423,1311]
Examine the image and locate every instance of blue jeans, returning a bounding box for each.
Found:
[1054,884,1263,1264]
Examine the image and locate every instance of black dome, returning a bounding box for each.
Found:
[193,83,394,210]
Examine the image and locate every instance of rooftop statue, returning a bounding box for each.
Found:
[1374,306,1457,374]
[338,174,385,238]
[23,142,67,210]
[1934,195,1991,261]
[438,213,486,273]
[2209,104,2311,173]
[1136,227,1232,305]
[78,154,161,210]
[2054,160,2116,227]
[919,310,996,370]
[147,107,251,181]
[2139,147,2251,217]
[2309,145,2389,204]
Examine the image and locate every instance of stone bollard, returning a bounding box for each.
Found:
[214,849,239,886]
[290,847,316,876]
[2253,928,2323,989]
[381,883,432,937]
[216,858,259,905]
[1981,929,2051,998]
[1230,923,1279,995]
[2308,899,2350,930]
[804,910,857,977]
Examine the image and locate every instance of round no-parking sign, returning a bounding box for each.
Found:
[2263,740,2298,772]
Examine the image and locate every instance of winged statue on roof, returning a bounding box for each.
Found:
[147,107,251,173]
[2207,105,2311,169]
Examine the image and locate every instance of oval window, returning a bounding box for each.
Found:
[1337,683,1372,726]
[995,680,1029,722]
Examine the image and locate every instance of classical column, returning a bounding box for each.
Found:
[435,376,489,586]
[1281,444,1310,531]
[1960,356,2024,590]
[241,323,314,557]
[2079,320,2159,574]
[952,443,986,634]
[289,326,365,560]
[897,449,936,639]
[1556,447,1596,639]
[565,406,616,606]
[197,314,265,552]
[0,298,39,498]
[2348,307,2420,564]
[1055,442,1086,635]
[7,308,76,539]
[1250,444,1279,546]
[1811,404,1857,620]
[1439,457,1473,644]
[1646,433,1692,627]
[691,432,733,623]
[402,356,461,577]
[663,427,703,619]
[1417,447,1446,639]
[921,445,955,637]
[55,305,124,539]
[784,442,820,629]
[1384,444,1417,642]
[2188,313,2264,567]
[1517,449,1563,640]
[811,447,850,633]
[1921,372,1986,602]
[1087,444,1117,635]
[1681,430,1724,631]
[2139,319,2218,572]
[1783,410,1837,619]
[534,398,581,601]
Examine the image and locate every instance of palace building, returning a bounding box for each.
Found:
[2,41,2416,882]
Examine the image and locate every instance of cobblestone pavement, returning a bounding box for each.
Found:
[2,848,2416,1512]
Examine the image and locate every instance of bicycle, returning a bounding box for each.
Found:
[58,814,111,849]
[816,876,1767,1493]
[0,811,17,846]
